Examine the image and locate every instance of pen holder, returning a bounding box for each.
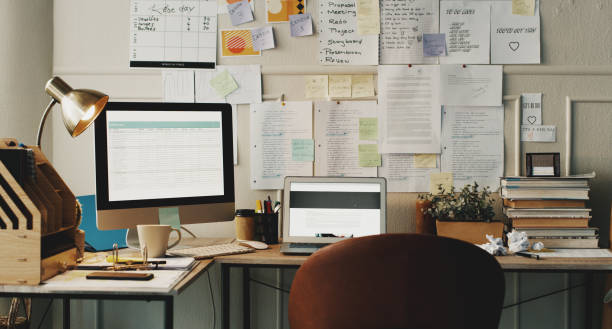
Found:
[254,213,278,244]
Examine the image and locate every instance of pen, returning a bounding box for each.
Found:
[515,252,540,260]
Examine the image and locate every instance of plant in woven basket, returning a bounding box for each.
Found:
[418,182,495,222]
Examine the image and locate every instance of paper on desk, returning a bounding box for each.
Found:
[351,75,375,98]
[210,70,239,97]
[228,0,254,26]
[162,70,195,103]
[414,154,437,168]
[440,65,503,107]
[250,102,313,190]
[491,1,540,64]
[513,0,535,16]
[439,1,490,64]
[380,0,439,65]
[314,101,378,177]
[305,75,329,99]
[329,75,352,98]
[423,33,446,57]
[429,172,453,194]
[359,117,378,141]
[358,144,381,167]
[520,125,556,142]
[251,26,275,51]
[379,65,441,154]
[441,106,504,191]
[195,65,262,104]
[289,13,313,37]
[534,249,612,258]
[292,139,314,162]
[356,0,380,35]
[378,154,440,192]
[521,93,542,125]
[43,270,189,293]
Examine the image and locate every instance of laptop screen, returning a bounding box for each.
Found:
[288,182,382,238]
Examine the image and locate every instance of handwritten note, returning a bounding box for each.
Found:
[440,1,490,64]
[429,172,453,194]
[318,0,378,65]
[359,118,378,140]
[521,125,556,142]
[290,13,313,37]
[358,144,381,167]
[414,154,437,168]
[440,65,503,107]
[491,1,540,64]
[329,75,352,98]
[521,93,542,125]
[380,0,439,65]
[351,75,375,98]
[292,139,315,161]
[423,33,446,57]
[228,0,254,26]
[210,70,238,97]
[513,0,535,16]
[251,26,275,51]
[356,0,380,35]
[305,75,329,99]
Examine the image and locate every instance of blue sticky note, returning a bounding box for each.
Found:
[77,195,127,251]
[159,207,181,229]
[423,33,447,57]
[292,139,314,162]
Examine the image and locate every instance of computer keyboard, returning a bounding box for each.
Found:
[169,243,254,260]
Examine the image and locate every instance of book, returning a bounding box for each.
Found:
[501,187,589,200]
[501,179,589,188]
[511,218,589,228]
[503,199,586,209]
[527,237,599,248]
[504,208,591,218]
[516,227,598,237]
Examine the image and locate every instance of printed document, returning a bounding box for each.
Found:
[378,154,440,192]
[439,1,490,64]
[440,65,502,107]
[195,65,262,104]
[491,1,540,64]
[162,70,195,102]
[379,65,441,154]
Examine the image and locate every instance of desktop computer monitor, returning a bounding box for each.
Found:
[94,102,235,232]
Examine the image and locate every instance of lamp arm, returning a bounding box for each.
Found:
[36,99,58,148]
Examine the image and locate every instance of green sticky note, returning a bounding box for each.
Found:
[159,207,181,230]
[359,117,378,140]
[292,139,314,162]
[358,144,381,167]
[210,70,238,97]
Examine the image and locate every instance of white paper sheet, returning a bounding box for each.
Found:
[290,13,313,37]
[378,154,440,192]
[441,106,504,191]
[195,65,262,104]
[440,65,503,106]
[534,249,612,258]
[162,70,195,102]
[43,270,189,293]
[520,125,556,142]
[439,1,490,64]
[379,0,439,65]
[250,102,313,190]
[378,65,441,154]
[251,26,275,51]
[491,0,540,64]
[314,101,378,177]
[228,0,254,25]
[521,93,542,125]
[318,0,378,65]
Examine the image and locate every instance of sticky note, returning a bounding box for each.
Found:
[210,70,239,97]
[329,75,352,98]
[290,13,313,37]
[351,75,375,98]
[356,0,380,35]
[305,75,329,99]
[228,0,254,26]
[429,172,453,195]
[251,26,275,51]
[358,144,381,167]
[423,33,447,57]
[292,139,314,162]
[359,118,378,140]
[414,154,437,168]
[512,0,535,16]
[159,207,181,230]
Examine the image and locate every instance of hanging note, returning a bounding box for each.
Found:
[439,1,491,64]
[162,70,195,103]
[356,0,380,35]
[521,93,542,125]
[210,70,239,97]
[521,125,556,142]
[423,33,447,57]
[429,172,453,195]
[414,154,437,168]
[289,13,313,37]
[251,26,275,51]
[359,118,378,140]
[351,75,375,98]
[292,139,315,162]
[305,75,329,99]
[379,154,440,192]
[358,144,381,167]
[329,75,352,98]
[491,1,540,64]
[228,0,254,26]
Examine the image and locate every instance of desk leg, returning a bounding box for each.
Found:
[222,264,230,329]
[586,273,593,329]
[243,267,250,329]
[62,298,70,329]
[164,296,174,329]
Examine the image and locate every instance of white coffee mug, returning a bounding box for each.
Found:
[134,224,182,258]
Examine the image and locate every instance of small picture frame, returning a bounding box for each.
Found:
[526,153,560,177]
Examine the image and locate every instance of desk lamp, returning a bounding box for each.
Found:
[36,76,109,148]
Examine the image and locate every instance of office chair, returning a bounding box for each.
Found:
[289,233,505,329]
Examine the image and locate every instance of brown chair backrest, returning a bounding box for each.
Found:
[289,233,505,329]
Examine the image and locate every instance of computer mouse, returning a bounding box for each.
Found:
[238,240,269,250]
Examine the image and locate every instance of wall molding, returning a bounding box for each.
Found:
[504,95,521,176]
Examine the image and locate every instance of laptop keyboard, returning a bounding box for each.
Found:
[288,243,328,249]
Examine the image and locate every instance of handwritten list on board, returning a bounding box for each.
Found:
[130,0,218,68]
[318,0,378,65]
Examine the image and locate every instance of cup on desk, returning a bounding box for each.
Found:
[133,224,182,258]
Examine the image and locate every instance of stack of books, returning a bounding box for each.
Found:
[501,173,598,248]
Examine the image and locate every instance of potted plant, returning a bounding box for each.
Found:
[418,183,503,244]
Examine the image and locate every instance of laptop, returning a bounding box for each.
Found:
[280,177,387,254]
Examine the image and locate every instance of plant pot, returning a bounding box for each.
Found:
[435,220,504,244]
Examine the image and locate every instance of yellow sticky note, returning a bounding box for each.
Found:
[429,172,453,195]
[210,70,239,97]
[359,118,378,140]
[329,75,352,98]
[512,0,535,16]
[358,144,381,167]
[414,154,437,168]
[352,75,375,98]
[305,75,329,99]
[356,0,380,35]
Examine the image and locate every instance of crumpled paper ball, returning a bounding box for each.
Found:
[507,229,530,253]
[478,234,507,256]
